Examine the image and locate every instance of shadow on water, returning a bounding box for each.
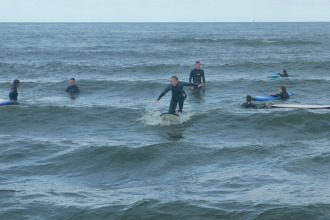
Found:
[189,87,205,103]
[69,93,79,100]
[160,124,185,141]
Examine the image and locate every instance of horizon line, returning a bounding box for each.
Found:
[0,21,329,23]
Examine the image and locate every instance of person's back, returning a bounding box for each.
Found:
[278,69,289,77]
[242,102,257,108]
[66,78,80,94]
[242,95,267,109]
[9,79,20,101]
[271,86,289,99]
[280,91,289,99]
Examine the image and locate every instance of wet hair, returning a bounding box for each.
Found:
[283,69,287,74]
[171,76,179,81]
[195,61,200,64]
[13,79,20,86]
[246,95,252,102]
[70,78,75,81]
[280,86,287,92]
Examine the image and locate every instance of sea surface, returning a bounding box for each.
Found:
[0,23,329,219]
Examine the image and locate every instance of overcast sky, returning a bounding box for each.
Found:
[0,0,329,22]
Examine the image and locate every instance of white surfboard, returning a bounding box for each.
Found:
[160,113,181,121]
[271,104,330,109]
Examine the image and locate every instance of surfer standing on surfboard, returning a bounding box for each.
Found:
[189,61,205,90]
[154,76,203,115]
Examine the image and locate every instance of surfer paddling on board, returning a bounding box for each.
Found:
[189,61,205,90]
[275,69,289,77]
[270,86,290,99]
[9,79,20,101]
[243,95,268,109]
[154,76,203,115]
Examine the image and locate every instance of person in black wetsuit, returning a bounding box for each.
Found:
[276,69,289,77]
[66,78,80,100]
[9,79,20,101]
[270,86,289,99]
[242,95,268,109]
[154,76,202,115]
[189,61,205,90]
[66,78,80,94]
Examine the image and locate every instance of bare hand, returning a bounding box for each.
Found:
[154,100,159,105]
[198,84,202,88]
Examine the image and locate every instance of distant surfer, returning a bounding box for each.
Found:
[9,79,20,101]
[189,61,205,90]
[270,86,289,99]
[275,69,289,77]
[154,76,203,115]
[243,95,268,109]
[66,78,80,99]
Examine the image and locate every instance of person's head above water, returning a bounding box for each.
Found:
[246,95,252,104]
[70,78,76,86]
[279,86,287,93]
[283,69,287,74]
[195,61,201,70]
[13,79,20,88]
[171,76,179,86]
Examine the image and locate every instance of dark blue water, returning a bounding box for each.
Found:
[0,23,330,219]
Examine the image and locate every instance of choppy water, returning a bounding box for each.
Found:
[0,23,330,219]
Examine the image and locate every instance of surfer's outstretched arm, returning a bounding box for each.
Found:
[154,85,171,105]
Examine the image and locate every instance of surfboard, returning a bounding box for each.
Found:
[270,74,281,78]
[252,92,294,101]
[160,113,181,121]
[0,99,19,106]
[271,104,330,109]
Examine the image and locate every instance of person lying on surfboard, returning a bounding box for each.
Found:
[270,86,289,99]
[9,79,20,101]
[243,95,268,109]
[275,69,289,77]
[154,76,203,115]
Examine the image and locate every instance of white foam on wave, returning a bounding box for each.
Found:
[262,40,277,43]
[139,108,194,126]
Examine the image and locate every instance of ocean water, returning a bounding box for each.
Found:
[0,23,329,219]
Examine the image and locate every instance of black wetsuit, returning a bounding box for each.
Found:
[271,92,289,99]
[189,68,205,85]
[158,81,198,114]
[242,102,257,108]
[278,73,289,77]
[9,86,18,101]
[242,102,267,109]
[66,85,80,94]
